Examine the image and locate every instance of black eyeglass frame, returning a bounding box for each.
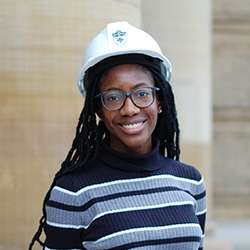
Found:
[95,86,160,111]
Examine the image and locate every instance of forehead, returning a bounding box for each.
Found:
[99,64,154,91]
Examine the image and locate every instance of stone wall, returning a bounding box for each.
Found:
[213,0,250,218]
[142,0,213,219]
[2,0,249,249]
[0,1,141,249]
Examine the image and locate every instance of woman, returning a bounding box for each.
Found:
[30,21,206,250]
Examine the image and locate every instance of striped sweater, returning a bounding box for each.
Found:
[44,142,206,250]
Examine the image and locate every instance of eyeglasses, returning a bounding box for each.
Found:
[96,86,160,111]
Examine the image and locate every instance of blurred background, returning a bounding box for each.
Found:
[0,0,250,249]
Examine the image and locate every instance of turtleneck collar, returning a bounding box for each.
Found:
[98,140,165,172]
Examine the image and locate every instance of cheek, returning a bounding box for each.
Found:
[152,112,159,127]
[152,102,160,120]
[146,107,159,131]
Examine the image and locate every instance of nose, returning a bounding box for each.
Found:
[120,96,140,116]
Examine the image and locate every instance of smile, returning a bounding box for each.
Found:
[121,121,145,129]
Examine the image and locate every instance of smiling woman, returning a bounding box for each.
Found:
[30,21,206,250]
[99,64,160,155]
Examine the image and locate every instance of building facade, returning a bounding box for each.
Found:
[0,0,249,249]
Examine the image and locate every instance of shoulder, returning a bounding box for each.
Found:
[159,157,206,200]
[160,155,203,183]
[52,159,101,193]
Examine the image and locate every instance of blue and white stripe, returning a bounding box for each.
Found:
[44,150,206,250]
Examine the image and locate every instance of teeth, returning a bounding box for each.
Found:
[122,122,143,129]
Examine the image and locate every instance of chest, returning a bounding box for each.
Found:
[80,183,202,249]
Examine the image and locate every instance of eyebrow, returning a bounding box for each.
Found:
[102,82,153,92]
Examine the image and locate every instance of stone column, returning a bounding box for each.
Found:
[142,0,212,216]
[142,0,213,237]
[213,0,250,218]
[0,1,141,249]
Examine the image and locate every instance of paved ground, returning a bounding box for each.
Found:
[206,219,250,250]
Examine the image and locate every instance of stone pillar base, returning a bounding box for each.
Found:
[205,239,233,250]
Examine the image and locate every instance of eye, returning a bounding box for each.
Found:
[107,95,119,102]
[135,89,151,98]
[103,91,122,103]
[139,91,149,97]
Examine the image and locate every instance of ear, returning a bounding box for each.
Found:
[157,99,162,114]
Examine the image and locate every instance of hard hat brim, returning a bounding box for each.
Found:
[78,50,172,95]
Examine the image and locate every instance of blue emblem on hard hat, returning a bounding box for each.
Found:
[112,30,127,46]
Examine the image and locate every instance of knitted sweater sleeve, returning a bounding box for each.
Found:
[43,177,86,250]
[195,173,207,250]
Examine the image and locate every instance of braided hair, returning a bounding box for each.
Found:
[29,54,180,249]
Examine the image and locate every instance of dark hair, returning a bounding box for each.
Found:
[29,54,180,249]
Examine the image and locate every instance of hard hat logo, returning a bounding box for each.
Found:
[78,22,173,95]
[112,30,127,46]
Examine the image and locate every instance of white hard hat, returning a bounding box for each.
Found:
[78,21,172,95]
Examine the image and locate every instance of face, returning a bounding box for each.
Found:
[99,64,160,155]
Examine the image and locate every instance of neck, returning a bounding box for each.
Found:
[110,137,153,156]
[99,139,163,172]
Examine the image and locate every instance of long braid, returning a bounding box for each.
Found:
[29,59,180,249]
[29,73,102,249]
[151,68,180,160]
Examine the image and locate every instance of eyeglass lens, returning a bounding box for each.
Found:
[101,87,157,111]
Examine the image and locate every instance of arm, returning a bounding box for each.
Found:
[195,176,207,250]
[44,185,85,250]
